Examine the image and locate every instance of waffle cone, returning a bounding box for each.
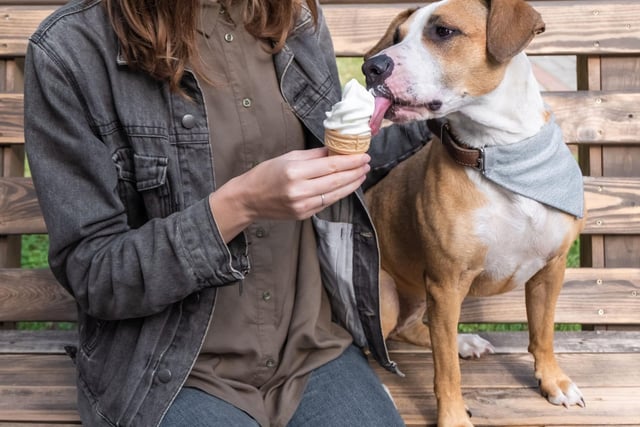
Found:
[324,128,371,155]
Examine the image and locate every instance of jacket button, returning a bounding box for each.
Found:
[181,114,195,129]
[157,369,172,383]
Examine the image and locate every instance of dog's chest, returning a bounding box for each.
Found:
[467,170,573,287]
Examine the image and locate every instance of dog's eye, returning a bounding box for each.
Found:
[435,26,456,39]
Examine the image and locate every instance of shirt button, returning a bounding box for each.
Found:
[266,358,276,368]
[242,98,252,108]
[262,291,272,301]
[157,369,172,383]
[181,114,195,129]
[255,227,265,238]
[224,33,234,42]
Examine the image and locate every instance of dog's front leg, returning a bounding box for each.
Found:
[426,275,474,427]
[525,257,585,408]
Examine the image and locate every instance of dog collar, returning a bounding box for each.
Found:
[427,117,584,218]
[427,119,485,172]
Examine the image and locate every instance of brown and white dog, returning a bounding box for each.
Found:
[362,0,586,425]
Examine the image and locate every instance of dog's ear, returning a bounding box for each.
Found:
[486,0,545,64]
[364,8,417,60]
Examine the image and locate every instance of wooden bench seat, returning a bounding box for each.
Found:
[1,1,639,426]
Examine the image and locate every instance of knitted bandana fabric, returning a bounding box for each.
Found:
[481,117,584,218]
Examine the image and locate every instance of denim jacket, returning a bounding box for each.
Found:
[24,1,429,425]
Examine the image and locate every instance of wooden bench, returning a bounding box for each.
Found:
[1,1,639,425]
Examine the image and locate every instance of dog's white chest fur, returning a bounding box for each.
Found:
[468,170,572,287]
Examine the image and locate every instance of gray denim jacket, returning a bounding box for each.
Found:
[24,1,428,425]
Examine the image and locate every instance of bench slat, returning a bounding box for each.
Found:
[3,328,638,355]
[376,351,640,426]
[2,2,640,57]
[323,1,640,57]
[0,93,22,144]
[545,91,640,144]
[460,267,640,324]
[0,177,45,234]
[2,353,638,425]
[0,329,75,353]
[0,268,74,322]
[1,174,638,236]
[0,267,637,324]
[389,387,640,426]
[4,91,640,145]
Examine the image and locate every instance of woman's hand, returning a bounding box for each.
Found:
[209,147,371,242]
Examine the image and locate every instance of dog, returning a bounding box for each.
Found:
[362,0,586,425]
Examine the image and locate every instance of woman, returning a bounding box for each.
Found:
[24,0,429,425]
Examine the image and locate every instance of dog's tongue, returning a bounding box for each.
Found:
[369,97,392,136]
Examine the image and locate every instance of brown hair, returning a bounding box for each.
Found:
[104,0,318,92]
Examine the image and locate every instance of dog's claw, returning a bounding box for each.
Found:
[541,380,585,408]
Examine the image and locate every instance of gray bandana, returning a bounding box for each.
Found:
[482,117,584,218]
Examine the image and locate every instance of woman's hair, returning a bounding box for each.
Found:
[104,0,318,92]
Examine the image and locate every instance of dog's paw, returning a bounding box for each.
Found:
[540,377,586,408]
[457,334,495,359]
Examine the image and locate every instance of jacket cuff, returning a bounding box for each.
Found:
[177,198,249,286]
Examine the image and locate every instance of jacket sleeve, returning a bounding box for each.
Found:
[24,42,246,321]
[363,121,431,191]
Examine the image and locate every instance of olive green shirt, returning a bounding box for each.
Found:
[185,2,353,426]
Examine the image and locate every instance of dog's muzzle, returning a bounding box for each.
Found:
[362,54,394,89]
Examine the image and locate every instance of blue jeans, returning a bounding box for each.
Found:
[160,345,405,426]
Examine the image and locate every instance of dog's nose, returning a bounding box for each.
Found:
[362,54,394,88]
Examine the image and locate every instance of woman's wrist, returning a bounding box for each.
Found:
[208,175,255,243]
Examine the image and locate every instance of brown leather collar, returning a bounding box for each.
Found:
[427,119,485,172]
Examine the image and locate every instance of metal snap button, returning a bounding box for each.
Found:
[224,33,234,42]
[266,358,276,368]
[181,114,195,129]
[157,369,172,383]
[255,227,265,238]
[262,291,272,301]
[242,98,252,108]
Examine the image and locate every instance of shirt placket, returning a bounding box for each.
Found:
[217,5,280,384]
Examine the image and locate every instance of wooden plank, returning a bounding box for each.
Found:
[0,330,75,353]
[0,267,637,324]
[378,353,640,390]
[0,176,637,236]
[582,176,640,235]
[386,330,640,354]
[598,56,640,268]
[0,177,45,235]
[0,269,74,322]
[0,354,79,424]
[0,387,79,423]
[544,91,640,144]
[388,387,640,426]
[460,267,640,324]
[374,352,640,426]
[0,93,22,144]
[2,91,639,145]
[323,1,640,57]
[3,2,640,57]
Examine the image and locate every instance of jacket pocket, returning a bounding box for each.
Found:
[112,148,174,224]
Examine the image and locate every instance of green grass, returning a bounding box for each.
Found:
[336,57,367,87]
[20,58,581,333]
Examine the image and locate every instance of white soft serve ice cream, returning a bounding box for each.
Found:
[324,79,375,135]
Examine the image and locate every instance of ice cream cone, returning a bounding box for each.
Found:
[324,128,371,156]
